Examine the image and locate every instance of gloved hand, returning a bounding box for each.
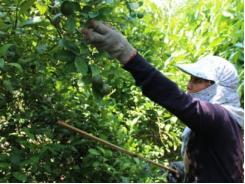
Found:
[82,20,137,64]
[167,161,185,183]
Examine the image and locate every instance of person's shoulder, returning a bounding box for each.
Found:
[206,103,242,130]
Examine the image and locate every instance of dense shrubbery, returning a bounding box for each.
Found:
[0,0,243,182]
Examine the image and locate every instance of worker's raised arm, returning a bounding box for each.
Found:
[82,20,231,133]
[123,53,234,133]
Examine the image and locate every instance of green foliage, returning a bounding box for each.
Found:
[0,0,243,182]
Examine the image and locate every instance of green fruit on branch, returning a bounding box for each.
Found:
[137,13,144,19]
[92,75,103,89]
[54,49,76,63]
[60,1,80,16]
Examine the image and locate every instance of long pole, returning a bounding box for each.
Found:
[56,121,178,175]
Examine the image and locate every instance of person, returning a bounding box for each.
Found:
[82,20,244,182]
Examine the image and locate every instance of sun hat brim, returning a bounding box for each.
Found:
[176,63,215,81]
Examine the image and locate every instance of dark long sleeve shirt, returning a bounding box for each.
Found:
[123,53,244,182]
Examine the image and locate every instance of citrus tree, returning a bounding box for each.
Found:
[0,0,243,182]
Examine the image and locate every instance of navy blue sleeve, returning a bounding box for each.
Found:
[123,53,230,133]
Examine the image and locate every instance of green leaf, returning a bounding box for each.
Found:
[229,51,239,63]
[52,13,62,25]
[128,2,141,10]
[0,11,6,18]
[90,65,100,77]
[98,7,113,17]
[0,44,13,57]
[88,148,100,156]
[64,62,76,72]
[104,150,113,157]
[6,63,23,72]
[0,31,6,37]
[36,44,48,54]
[92,161,100,168]
[105,0,114,4]
[0,154,9,161]
[13,172,27,182]
[22,127,35,139]
[133,157,140,164]
[29,156,39,165]
[59,39,80,54]
[80,5,92,18]
[74,56,88,75]
[21,16,43,27]
[3,80,13,92]
[20,0,35,14]
[55,49,76,63]
[88,11,99,18]
[121,176,130,183]
[0,162,9,169]
[235,42,243,49]
[0,58,4,68]
[222,11,234,19]
[64,16,76,33]
[35,1,48,15]
[10,153,22,165]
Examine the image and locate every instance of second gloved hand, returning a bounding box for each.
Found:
[82,20,137,64]
[167,161,185,183]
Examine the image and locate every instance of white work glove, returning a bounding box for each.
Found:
[82,20,137,64]
[167,161,185,183]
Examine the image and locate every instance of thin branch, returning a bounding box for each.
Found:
[46,15,63,39]
[57,120,179,176]
[13,1,20,30]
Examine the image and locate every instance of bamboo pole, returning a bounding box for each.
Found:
[56,120,179,175]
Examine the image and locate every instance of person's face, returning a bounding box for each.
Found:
[187,76,213,93]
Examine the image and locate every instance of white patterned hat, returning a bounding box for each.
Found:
[176,55,239,89]
[176,55,243,130]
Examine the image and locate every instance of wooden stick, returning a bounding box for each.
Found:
[56,120,179,175]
